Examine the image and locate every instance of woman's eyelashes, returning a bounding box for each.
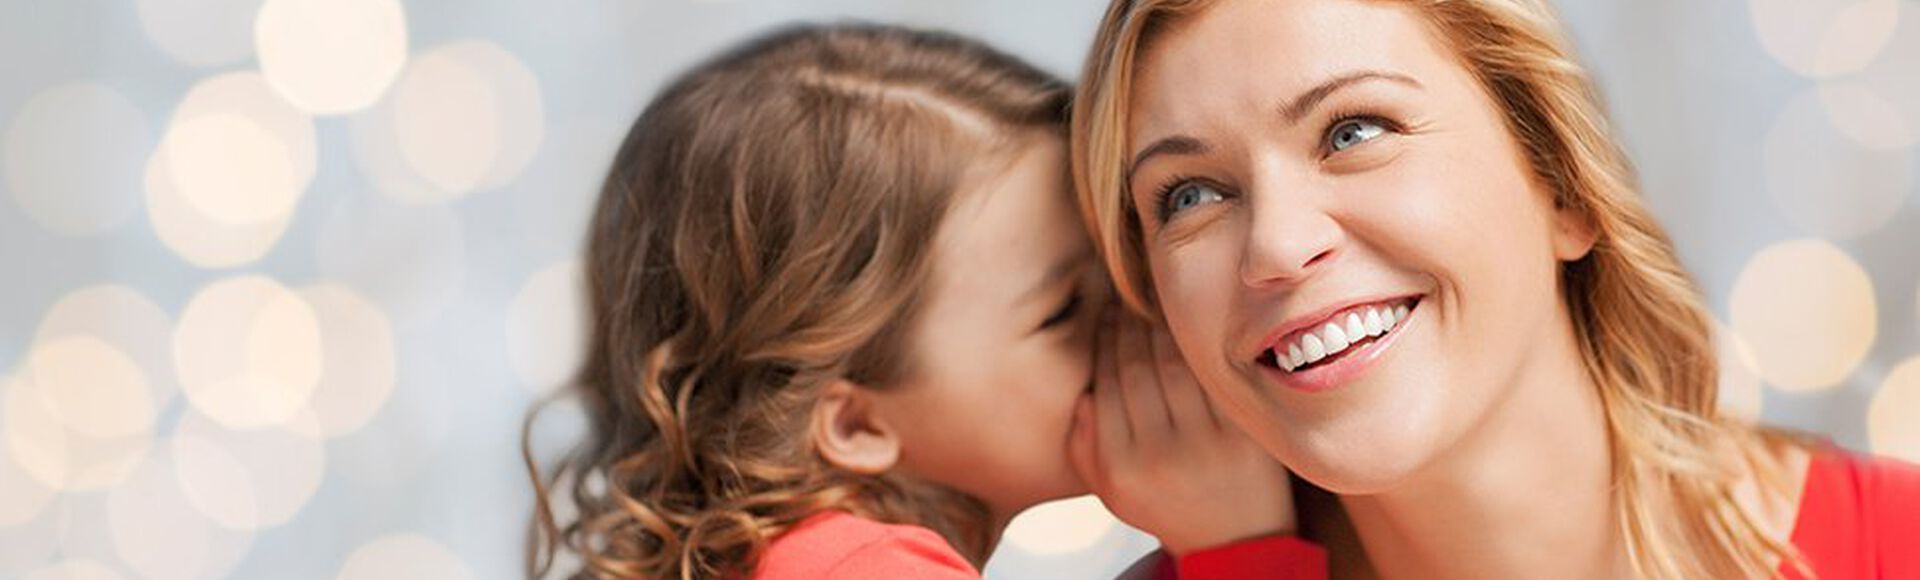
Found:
[1153,177,1228,222]
[1147,113,1405,223]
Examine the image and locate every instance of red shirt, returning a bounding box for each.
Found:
[752,449,1917,579]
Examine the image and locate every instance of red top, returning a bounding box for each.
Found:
[1783,449,1920,579]
[752,449,1917,579]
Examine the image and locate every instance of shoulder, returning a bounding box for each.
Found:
[1788,446,1920,577]
[753,511,977,580]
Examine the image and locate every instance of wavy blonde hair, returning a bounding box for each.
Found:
[1071,0,1808,577]
[523,24,1068,579]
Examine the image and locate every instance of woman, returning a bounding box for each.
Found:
[523,23,1317,579]
[1071,0,1920,578]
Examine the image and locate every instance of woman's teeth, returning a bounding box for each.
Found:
[1272,301,1412,373]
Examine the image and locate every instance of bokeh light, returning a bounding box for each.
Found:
[1000,495,1120,556]
[106,449,254,580]
[174,276,323,430]
[254,0,409,115]
[1868,357,1920,463]
[336,533,473,580]
[506,260,587,395]
[171,409,324,530]
[33,285,178,409]
[0,374,58,528]
[2,374,150,492]
[1764,88,1913,239]
[135,0,264,68]
[1714,321,1765,421]
[298,284,398,438]
[148,72,315,268]
[1728,239,1878,392]
[1749,0,1900,78]
[2,83,152,236]
[160,113,302,226]
[25,337,153,440]
[354,40,545,203]
[20,559,126,580]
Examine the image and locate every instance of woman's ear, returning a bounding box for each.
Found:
[811,380,901,475]
[1550,202,1598,262]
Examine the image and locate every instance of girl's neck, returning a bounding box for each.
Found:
[1337,322,1623,580]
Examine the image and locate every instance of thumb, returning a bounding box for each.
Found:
[1067,393,1102,490]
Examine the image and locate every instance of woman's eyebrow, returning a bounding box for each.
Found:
[1126,70,1422,183]
[1277,70,1422,125]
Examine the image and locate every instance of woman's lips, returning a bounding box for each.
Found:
[1255,297,1420,393]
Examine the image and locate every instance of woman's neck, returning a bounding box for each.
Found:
[1337,322,1623,580]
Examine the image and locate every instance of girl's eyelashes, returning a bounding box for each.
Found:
[1039,290,1083,330]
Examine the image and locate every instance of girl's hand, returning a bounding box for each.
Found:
[1068,308,1298,556]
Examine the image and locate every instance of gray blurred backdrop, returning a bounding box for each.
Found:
[0,0,1916,578]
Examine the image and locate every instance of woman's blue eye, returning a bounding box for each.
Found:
[1162,182,1224,217]
[1327,118,1387,152]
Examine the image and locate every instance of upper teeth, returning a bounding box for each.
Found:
[1276,302,1411,372]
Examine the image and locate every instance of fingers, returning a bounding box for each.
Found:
[1150,326,1218,432]
[1114,312,1171,439]
[1093,310,1131,460]
[1067,393,1102,487]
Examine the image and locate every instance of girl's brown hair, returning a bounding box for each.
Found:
[1072,0,1807,578]
[523,23,1067,579]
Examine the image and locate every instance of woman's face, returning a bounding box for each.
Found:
[1123,0,1590,493]
[875,137,1105,515]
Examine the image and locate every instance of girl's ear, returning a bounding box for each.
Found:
[811,380,902,475]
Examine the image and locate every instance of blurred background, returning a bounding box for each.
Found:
[0,0,1915,578]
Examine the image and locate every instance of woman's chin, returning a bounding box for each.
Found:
[1254,420,1441,496]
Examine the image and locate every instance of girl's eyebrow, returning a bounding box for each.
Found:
[1019,248,1094,305]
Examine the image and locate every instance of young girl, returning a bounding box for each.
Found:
[524,24,1324,579]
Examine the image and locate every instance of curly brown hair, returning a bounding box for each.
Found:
[522,23,1069,579]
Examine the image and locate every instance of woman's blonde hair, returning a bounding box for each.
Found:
[1071,0,1807,577]
[523,23,1067,579]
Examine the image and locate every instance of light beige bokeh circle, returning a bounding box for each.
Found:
[506,260,587,395]
[1749,0,1901,78]
[353,40,545,204]
[25,337,153,440]
[1728,239,1877,392]
[2,373,150,492]
[20,559,126,580]
[298,284,397,437]
[254,0,408,115]
[1763,88,1913,239]
[0,374,58,527]
[1868,357,1920,463]
[106,449,255,580]
[3,83,153,236]
[34,285,179,408]
[149,72,313,267]
[1713,321,1766,421]
[174,276,324,430]
[171,409,323,530]
[160,113,302,226]
[337,533,473,580]
[999,495,1119,556]
[136,0,264,68]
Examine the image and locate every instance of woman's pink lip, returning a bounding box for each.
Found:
[1251,293,1424,359]
[1257,301,1416,393]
